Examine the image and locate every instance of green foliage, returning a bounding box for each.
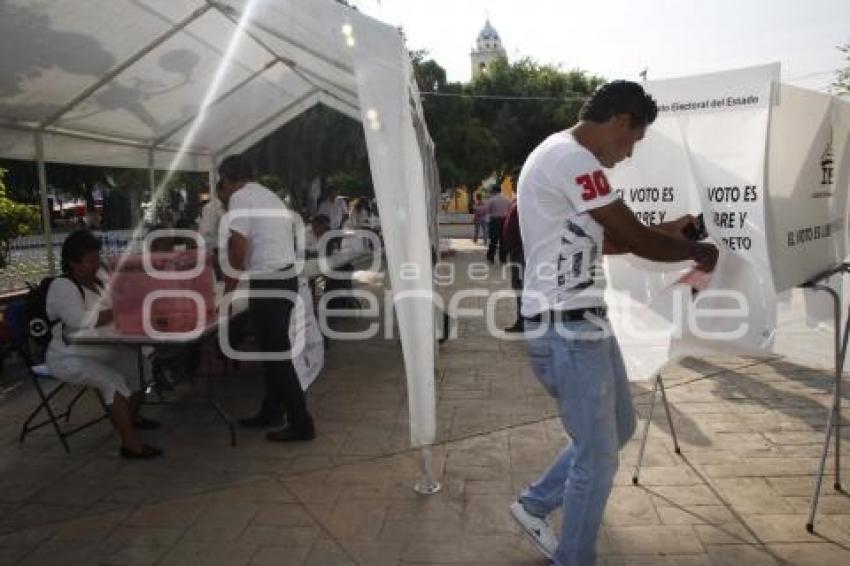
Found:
[242,104,372,215]
[0,168,41,267]
[413,54,604,191]
[834,43,850,95]
[258,174,284,195]
[327,170,372,197]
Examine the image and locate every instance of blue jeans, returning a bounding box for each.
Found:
[473,220,488,243]
[519,318,636,566]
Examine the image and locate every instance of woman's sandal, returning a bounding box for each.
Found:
[120,444,163,460]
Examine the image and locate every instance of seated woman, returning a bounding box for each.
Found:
[46,229,162,459]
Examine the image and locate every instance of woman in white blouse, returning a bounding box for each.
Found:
[46,230,162,459]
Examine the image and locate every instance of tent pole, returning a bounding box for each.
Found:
[35,133,55,276]
[148,148,156,195]
[414,446,441,495]
[209,155,218,199]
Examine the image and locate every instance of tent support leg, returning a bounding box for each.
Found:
[804,280,849,533]
[208,156,218,201]
[148,148,156,198]
[632,373,679,486]
[414,446,441,495]
[35,133,55,276]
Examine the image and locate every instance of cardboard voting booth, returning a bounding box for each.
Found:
[604,64,850,381]
[108,251,216,336]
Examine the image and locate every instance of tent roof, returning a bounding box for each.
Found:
[0,0,378,170]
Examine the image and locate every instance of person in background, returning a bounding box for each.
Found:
[502,195,524,333]
[347,198,371,229]
[317,187,348,230]
[486,185,511,263]
[303,213,354,311]
[198,185,225,256]
[46,229,162,459]
[217,155,315,443]
[304,214,332,257]
[472,193,489,245]
[83,206,102,230]
[510,80,718,566]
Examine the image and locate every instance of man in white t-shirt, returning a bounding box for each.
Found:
[217,155,315,443]
[510,81,718,566]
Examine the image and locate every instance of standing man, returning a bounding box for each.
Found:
[511,81,717,565]
[217,155,315,443]
[485,185,511,264]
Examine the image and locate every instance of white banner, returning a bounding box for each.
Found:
[290,279,325,391]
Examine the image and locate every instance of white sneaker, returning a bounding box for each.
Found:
[510,501,558,560]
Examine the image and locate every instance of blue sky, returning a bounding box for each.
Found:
[358,0,850,92]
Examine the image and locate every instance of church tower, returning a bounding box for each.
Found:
[471,18,507,79]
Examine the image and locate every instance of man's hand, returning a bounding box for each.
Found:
[590,201,714,267]
[667,214,697,237]
[690,241,719,272]
[223,230,247,297]
[223,275,238,295]
[96,309,113,327]
[656,214,707,240]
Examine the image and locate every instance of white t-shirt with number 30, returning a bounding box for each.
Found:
[518,131,620,317]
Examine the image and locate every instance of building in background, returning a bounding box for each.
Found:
[470,18,507,79]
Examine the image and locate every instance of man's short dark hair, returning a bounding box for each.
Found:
[312,214,331,227]
[579,80,658,128]
[218,154,252,183]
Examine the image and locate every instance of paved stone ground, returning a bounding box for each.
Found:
[0,241,848,565]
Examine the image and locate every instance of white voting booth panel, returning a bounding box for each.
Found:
[767,87,850,368]
[606,64,850,381]
[0,0,439,449]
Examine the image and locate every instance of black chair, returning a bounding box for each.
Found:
[18,352,110,454]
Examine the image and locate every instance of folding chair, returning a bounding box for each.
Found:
[18,355,111,454]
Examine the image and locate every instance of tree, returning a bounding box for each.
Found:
[0,167,40,268]
[411,53,604,196]
[834,43,850,95]
[242,104,372,215]
[469,57,603,176]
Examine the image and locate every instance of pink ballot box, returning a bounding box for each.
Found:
[107,251,215,336]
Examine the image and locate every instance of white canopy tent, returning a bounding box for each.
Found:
[1,0,441,487]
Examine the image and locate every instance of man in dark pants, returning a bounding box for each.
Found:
[218,155,315,443]
[502,197,524,332]
[486,185,511,264]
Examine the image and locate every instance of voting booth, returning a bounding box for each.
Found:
[603,63,850,379]
[604,64,850,531]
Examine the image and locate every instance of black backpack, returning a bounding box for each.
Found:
[25,275,85,354]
